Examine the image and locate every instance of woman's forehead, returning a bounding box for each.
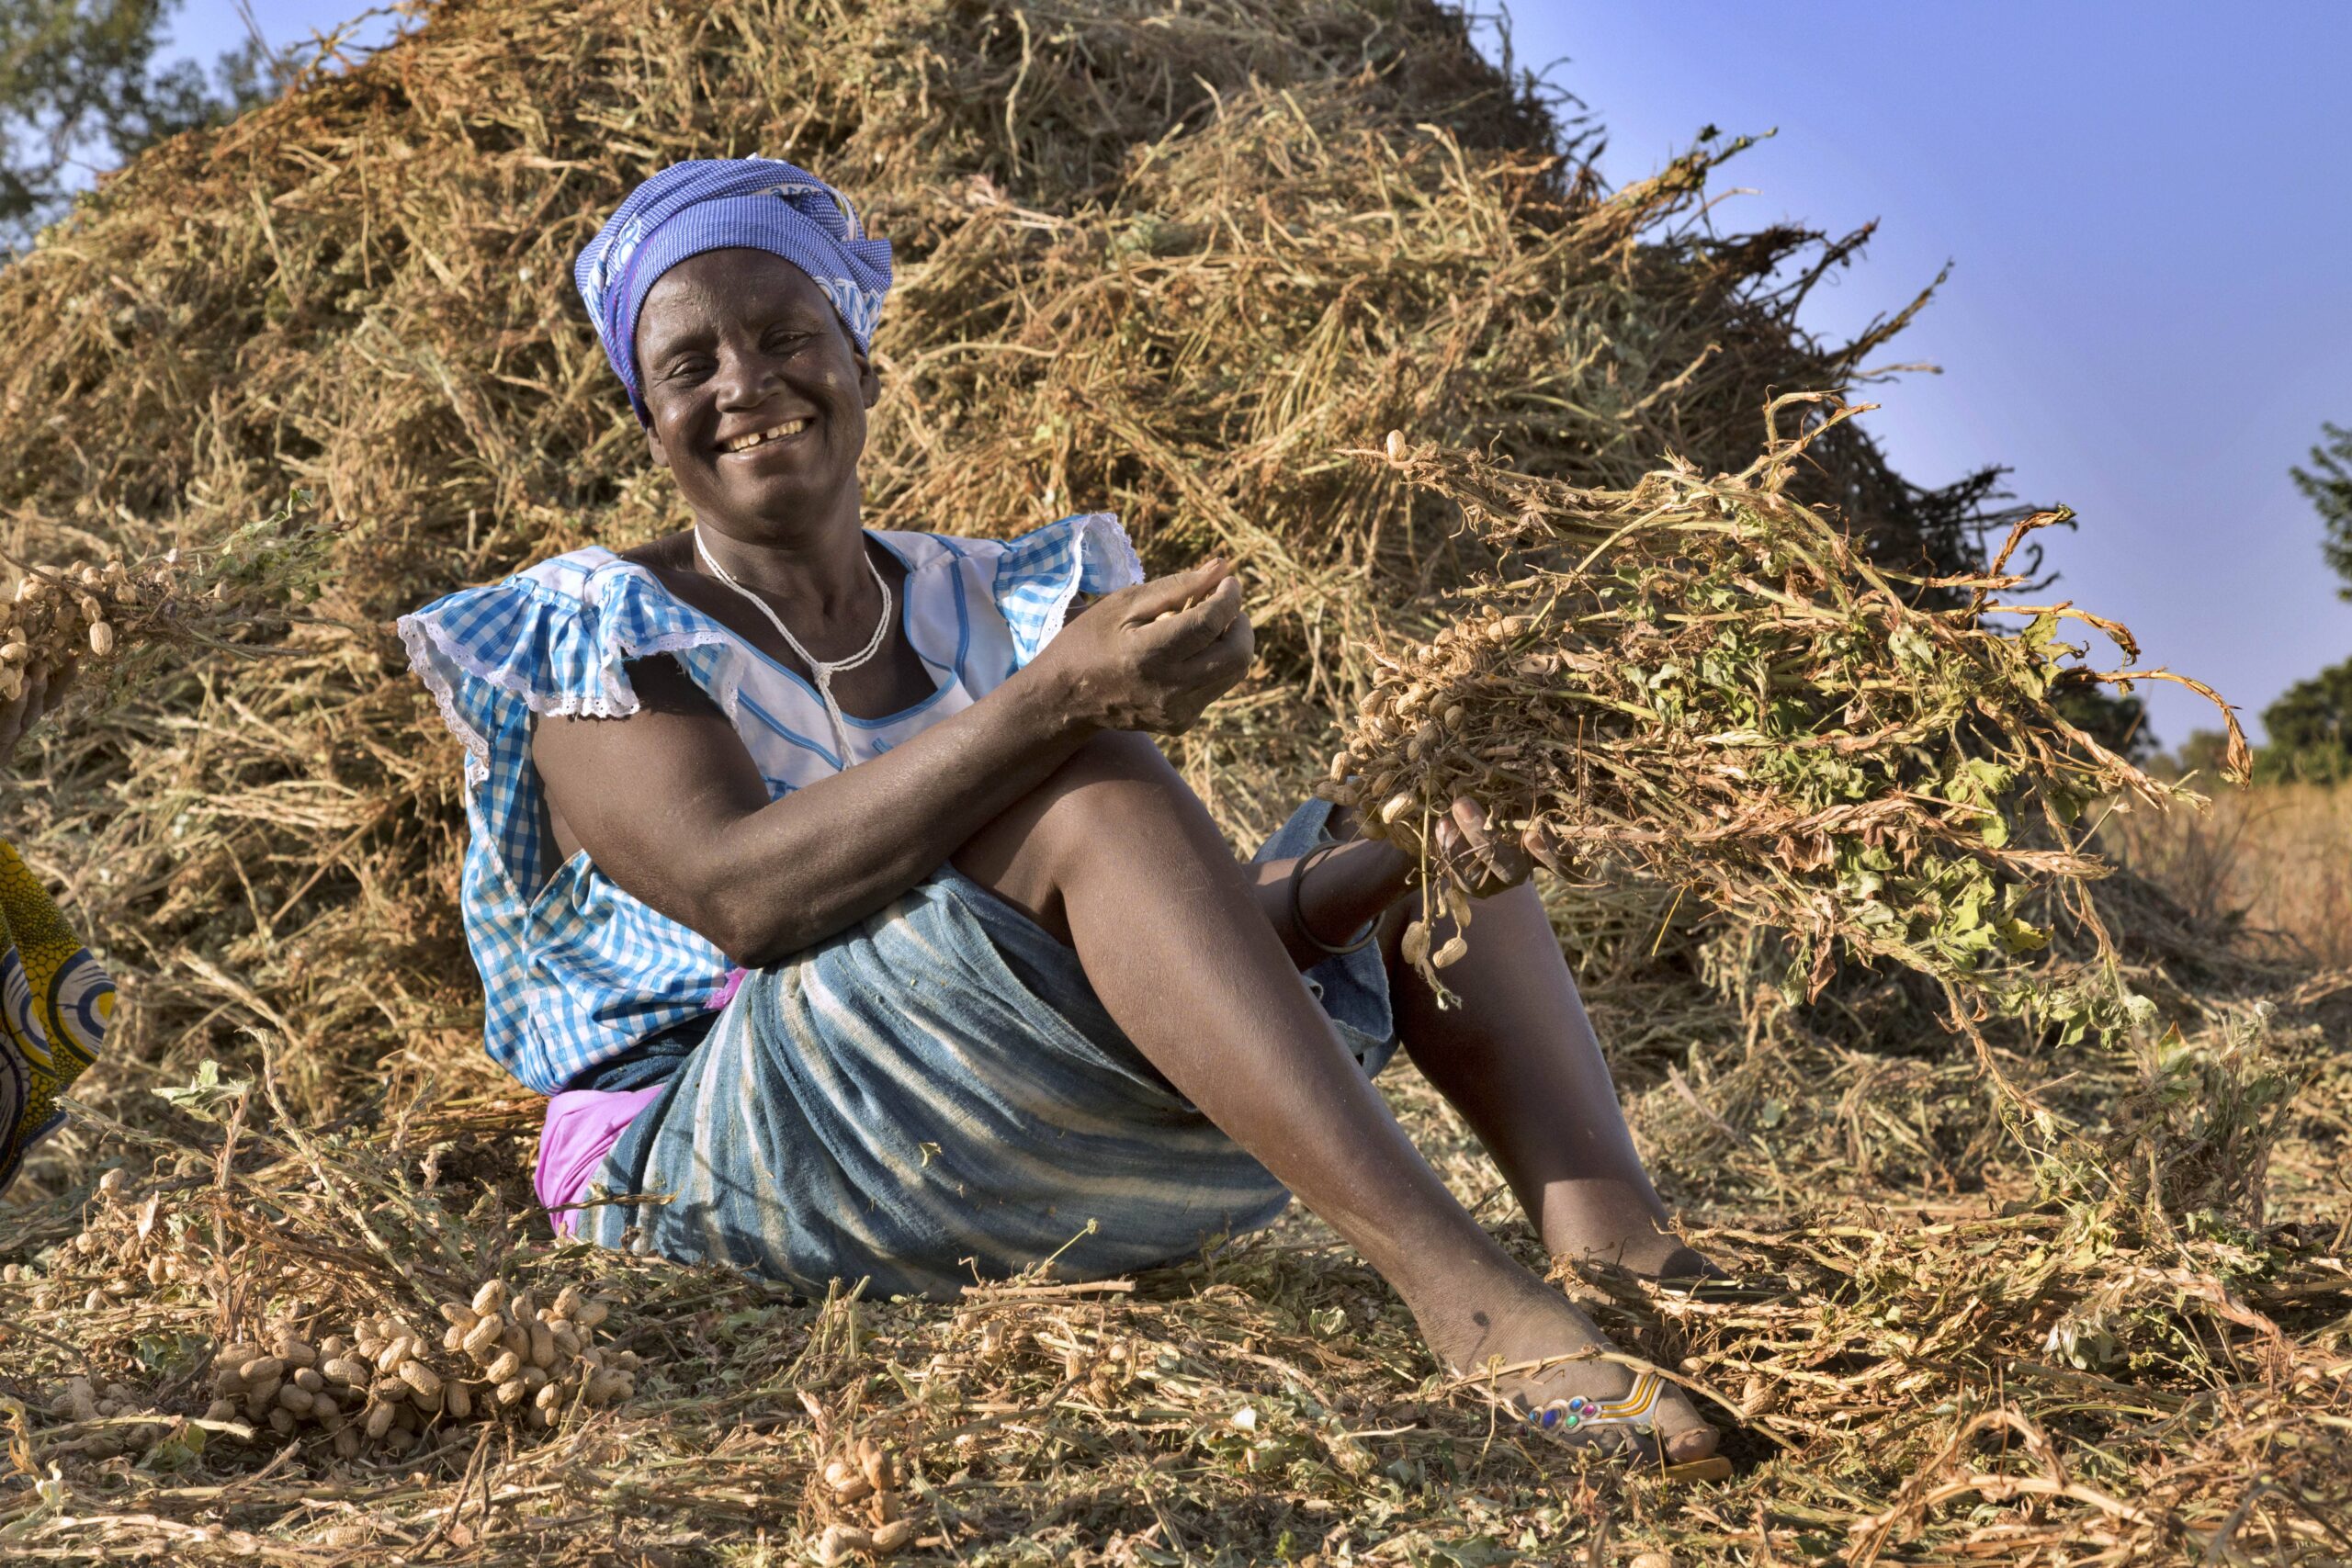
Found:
[639,249,827,332]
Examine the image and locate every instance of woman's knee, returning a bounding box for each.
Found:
[952,731,1209,926]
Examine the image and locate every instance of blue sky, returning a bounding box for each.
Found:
[164,0,2352,747]
[1498,2,2352,747]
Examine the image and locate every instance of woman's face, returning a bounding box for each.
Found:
[633,248,880,540]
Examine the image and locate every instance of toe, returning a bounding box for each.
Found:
[1662,1421,1718,1464]
[1651,1244,1727,1282]
[1655,1388,1718,1463]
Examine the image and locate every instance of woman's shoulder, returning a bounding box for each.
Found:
[397,546,723,755]
[876,513,1137,578]
[406,544,710,631]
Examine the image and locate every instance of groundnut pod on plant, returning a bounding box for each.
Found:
[363,1403,396,1440]
[471,1280,507,1315]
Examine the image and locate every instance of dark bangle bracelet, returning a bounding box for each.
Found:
[1290,840,1379,956]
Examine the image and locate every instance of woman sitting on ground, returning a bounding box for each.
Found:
[401,159,1722,1469]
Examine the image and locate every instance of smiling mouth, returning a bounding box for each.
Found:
[719,416,812,454]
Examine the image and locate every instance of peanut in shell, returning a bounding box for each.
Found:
[460,1314,505,1358]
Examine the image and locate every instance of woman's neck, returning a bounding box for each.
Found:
[691,513,878,635]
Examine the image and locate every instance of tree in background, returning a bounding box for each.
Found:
[1,0,285,251]
[2297,422,2352,600]
[2258,660,2352,784]
[2222,422,2352,783]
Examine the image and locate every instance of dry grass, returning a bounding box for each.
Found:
[2103,782,2352,971]
[0,0,2343,1562]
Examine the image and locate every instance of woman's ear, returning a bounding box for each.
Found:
[644,417,669,468]
[856,350,880,409]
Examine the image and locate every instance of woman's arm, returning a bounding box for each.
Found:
[531,560,1251,966]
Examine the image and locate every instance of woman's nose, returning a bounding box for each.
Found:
[709,342,781,409]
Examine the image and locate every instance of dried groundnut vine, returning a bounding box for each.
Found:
[0,492,333,698]
[1329,404,2249,1032]
[192,1278,637,1461]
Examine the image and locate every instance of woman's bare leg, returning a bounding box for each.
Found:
[954,733,1716,1461]
[1387,882,1715,1279]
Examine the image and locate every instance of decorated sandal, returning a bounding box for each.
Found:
[1523,1369,1667,1438]
[1477,1368,1736,1483]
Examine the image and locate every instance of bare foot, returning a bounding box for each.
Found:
[1538,1178,1723,1283]
[1416,1275,1718,1464]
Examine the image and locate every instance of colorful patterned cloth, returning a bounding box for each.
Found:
[0,838,114,1199]
[397,517,1144,1096]
[573,157,894,420]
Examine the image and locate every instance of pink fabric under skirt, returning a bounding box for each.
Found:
[534,1086,664,1238]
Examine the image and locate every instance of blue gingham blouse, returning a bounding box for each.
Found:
[398,514,1144,1094]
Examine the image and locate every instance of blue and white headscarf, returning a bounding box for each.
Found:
[574,157,894,421]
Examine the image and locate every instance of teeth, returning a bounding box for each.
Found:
[723,418,809,453]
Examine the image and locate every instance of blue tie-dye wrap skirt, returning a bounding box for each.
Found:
[578,798,1397,1299]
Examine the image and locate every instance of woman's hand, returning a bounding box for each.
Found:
[1035,558,1254,735]
[1429,795,1533,899]
[0,659,74,770]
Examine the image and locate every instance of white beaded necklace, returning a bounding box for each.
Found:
[693,527,893,764]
